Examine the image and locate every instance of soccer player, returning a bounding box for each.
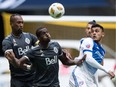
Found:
[69,24,115,87]
[74,20,97,61]
[2,14,38,87]
[85,20,96,37]
[6,27,86,87]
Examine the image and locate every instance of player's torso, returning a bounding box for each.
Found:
[4,32,37,81]
[10,33,34,58]
[77,38,105,75]
[83,40,105,75]
[31,42,61,86]
[70,38,104,87]
[32,44,60,71]
[92,42,105,64]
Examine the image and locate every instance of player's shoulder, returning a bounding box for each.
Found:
[23,32,32,36]
[50,41,61,47]
[80,37,92,42]
[82,37,93,42]
[50,41,59,45]
[2,34,12,42]
[23,32,36,38]
[80,37,93,46]
[23,32,35,36]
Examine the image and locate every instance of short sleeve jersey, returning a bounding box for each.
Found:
[2,32,38,81]
[25,41,63,87]
[80,37,105,74]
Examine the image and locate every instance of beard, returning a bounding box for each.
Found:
[17,28,22,34]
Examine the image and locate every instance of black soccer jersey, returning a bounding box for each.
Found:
[25,41,63,87]
[2,32,38,81]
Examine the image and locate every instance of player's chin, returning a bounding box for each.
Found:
[92,36,97,40]
[93,39,99,42]
[92,37,98,41]
[17,29,22,34]
[45,38,50,43]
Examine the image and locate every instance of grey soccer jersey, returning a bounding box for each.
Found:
[25,41,63,87]
[2,32,37,81]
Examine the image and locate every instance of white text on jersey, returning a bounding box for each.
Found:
[45,56,57,65]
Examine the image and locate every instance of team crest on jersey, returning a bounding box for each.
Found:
[54,47,58,53]
[25,38,30,44]
[86,44,90,48]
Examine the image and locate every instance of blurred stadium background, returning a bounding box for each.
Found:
[0,0,116,87]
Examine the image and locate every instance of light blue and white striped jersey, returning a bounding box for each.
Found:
[70,37,106,87]
[80,37,105,74]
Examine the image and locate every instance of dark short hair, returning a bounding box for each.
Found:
[36,27,46,38]
[88,20,96,25]
[91,24,104,32]
[10,13,21,23]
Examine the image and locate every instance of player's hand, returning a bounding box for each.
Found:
[76,55,86,66]
[108,70,115,79]
[62,49,73,59]
[5,51,15,62]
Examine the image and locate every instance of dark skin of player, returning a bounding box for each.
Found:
[5,15,29,69]
[10,15,23,36]
[5,15,23,58]
[6,28,86,68]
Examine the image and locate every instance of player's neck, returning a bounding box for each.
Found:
[12,32,22,38]
[39,42,49,49]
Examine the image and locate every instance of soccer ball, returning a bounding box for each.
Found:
[48,3,65,18]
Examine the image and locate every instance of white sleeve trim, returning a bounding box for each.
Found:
[85,51,109,74]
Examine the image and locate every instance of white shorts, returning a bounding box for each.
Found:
[69,66,97,87]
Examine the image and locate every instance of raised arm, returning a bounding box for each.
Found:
[85,51,115,79]
[81,38,115,79]
[59,49,85,66]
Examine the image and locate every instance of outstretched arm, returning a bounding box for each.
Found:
[59,49,86,66]
[85,51,115,79]
[80,38,115,79]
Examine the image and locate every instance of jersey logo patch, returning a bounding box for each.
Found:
[25,38,30,44]
[41,53,44,56]
[54,47,58,53]
[86,44,90,48]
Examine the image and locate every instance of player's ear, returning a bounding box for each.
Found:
[102,32,105,37]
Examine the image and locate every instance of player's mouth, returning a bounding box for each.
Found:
[92,36,96,39]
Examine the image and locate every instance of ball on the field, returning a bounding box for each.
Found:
[48,3,65,18]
